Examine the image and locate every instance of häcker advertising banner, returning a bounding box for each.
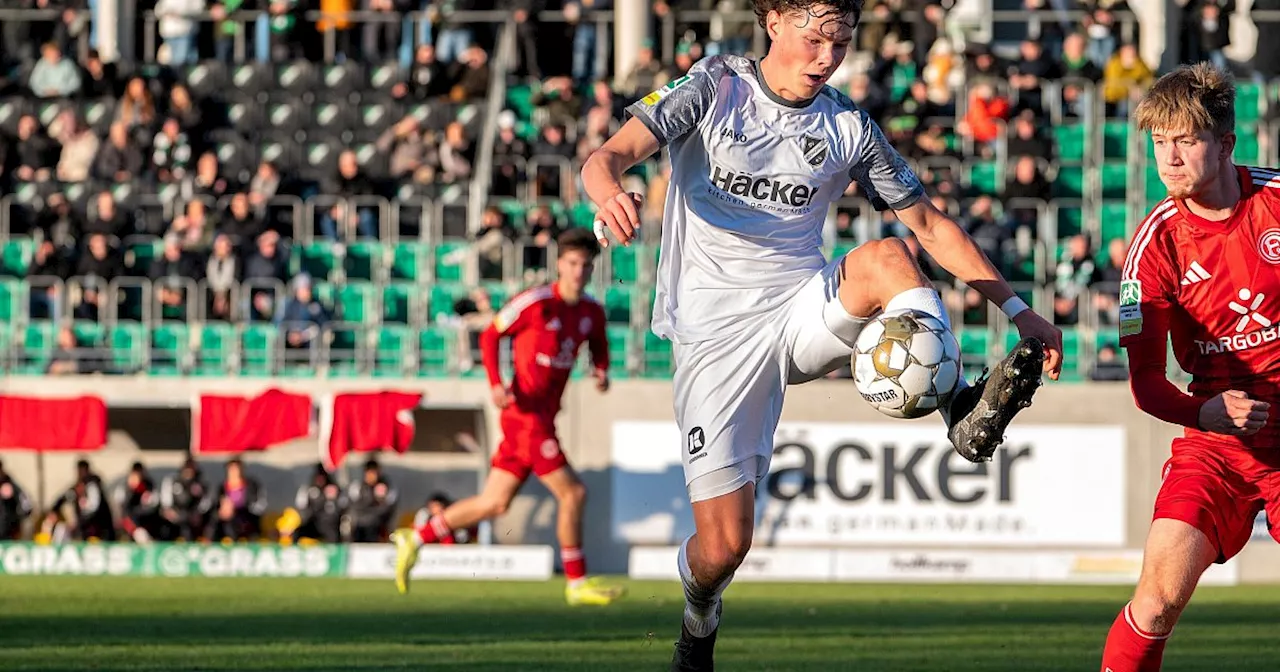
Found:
[611,422,1127,547]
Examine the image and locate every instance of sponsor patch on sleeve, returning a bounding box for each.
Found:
[1119,279,1141,306]
[640,74,693,106]
[1119,304,1143,337]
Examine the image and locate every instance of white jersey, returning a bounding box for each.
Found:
[626,55,924,344]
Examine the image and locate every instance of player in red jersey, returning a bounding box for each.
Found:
[391,229,625,606]
[1102,63,1280,672]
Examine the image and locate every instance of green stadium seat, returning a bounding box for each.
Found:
[966,161,999,195]
[1235,126,1260,164]
[1099,162,1128,200]
[1144,165,1165,206]
[434,239,469,282]
[610,244,638,283]
[194,323,235,376]
[1052,165,1086,199]
[325,325,363,377]
[604,285,633,324]
[569,201,597,229]
[1,239,33,277]
[0,278,20,321]
[344,241,382,281]
[1055,202,1084,239]
[150,323,189,376]
[17,321,55,374]
[295,242,339,281]
[240,324,278,376]
[1052,124,1087,161]
[390,242,429,281]
[373,325,415,377]
[1100,201,1130,245]
[319,282,373,322]
[382,282,420,324]
[73,321,105,349]
[606,325,632,378]
[1236,81,1262,123]
[480,283,511,312]
[109,321,147,372]
[1102,121,1130,159]
[642,331,673,378]
[958,328,992,370]
[125,237,163,276]
[429,283,466,322]
[418,326,452,377]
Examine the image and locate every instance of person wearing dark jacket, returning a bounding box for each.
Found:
[74,233,124,321]
[160,457,212,541]
[92,123,146,184]
[289,464,347,543]
[319,151,377,240]
[348,459,398,542]
[48,459,116,541]
[116,462,164,542]
[0,460,33,540]
[208,458,266,541]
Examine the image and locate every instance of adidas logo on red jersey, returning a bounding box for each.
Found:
[1180,261,1212,286]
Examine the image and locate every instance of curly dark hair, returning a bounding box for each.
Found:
[753,0,863,31]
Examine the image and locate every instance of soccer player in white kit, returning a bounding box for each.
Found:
[582,2,1065,669]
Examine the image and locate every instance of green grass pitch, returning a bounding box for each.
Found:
[0,577,1276,671]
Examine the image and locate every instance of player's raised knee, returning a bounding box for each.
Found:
[841,237,912,277]
[700,530,752,575]
[1131,586,1190,632]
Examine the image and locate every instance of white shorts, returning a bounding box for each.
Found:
[677,257,868,502]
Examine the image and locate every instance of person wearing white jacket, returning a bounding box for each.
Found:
[155,0,206,65]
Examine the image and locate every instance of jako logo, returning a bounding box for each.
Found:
[720,128,748,143]
[708,165,819,208]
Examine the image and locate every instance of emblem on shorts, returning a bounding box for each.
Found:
[540,439,560,460]
[687,427,705,455]
[800,134,828,167]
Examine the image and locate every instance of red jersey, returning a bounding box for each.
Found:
[1121,165,1280,448]
[479,284,608,417]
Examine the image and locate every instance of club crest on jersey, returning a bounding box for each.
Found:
[800,134,828,167]
[1258,229,1280,264]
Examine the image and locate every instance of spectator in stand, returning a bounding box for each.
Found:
[1090,343,1129,381]
[29,42,81,98]
[46,324,86,375]
[152,233,201,318]
[320,150,377,240]
[170,199,215,252]
[1004,156,1052,202]
[242,230,288,321]
[1008,39,1060,115]
[48,460,116,541]
[28,238,73,321]
[152,118,194,183]
[0,461,32,540]
[961,195,1009,273]
[94,122,146,184]
[116,461,164,542]
[209,458,266,541]
[453,287,495,370]
[522,205,561,277]
[431,0,477,63]
[1103,44,1154,117]
[1006,111,1054,159]
[965,43,1008,83]
[870,39,918,104]
[566,0,611,86]
[35,193,82,250]
[221,193,264,250]
[920,39,961,114]
[510,0,543,80]
[437,121,474,185]
[377,116,430,180]
[1081,0,1127,68]
[883,80,941,155]
[1061,32,1103,82]
[447,44,490,103]
[348,459,398,542]
[277,273,330,350]
[471,206,516,280]
[79,49,120,99]
[155,0,205,66]
[187,152,231,202]
[491,111,529,198]
[51,111,98,183]
[288,464,346,543]
[160,457,211,541]
[116,77,158,137]
[1054,234,1096,325]
[84,191,133,238]
[167,84,204,133]
[248,161,281,215]
[1191,0,1233,70]
[413,493,476,543]
[1092,236,1126,325]
[12,115,57,183]
[205,234,239,320]
[958,81,1011,156]
[318,0,357,61]
[74,234,124,321]
[364,0,413,61]
[618,39,662,100]
[394,45,450,101]
[533,123,574,197]
[532,76,581,131]
[265,0,302,62]
[210,0,249,63]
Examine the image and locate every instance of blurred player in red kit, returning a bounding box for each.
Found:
[1104,63,1280,671]
[391,228,625,606]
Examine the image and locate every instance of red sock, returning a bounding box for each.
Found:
[562,546,586,581]
[416,515,452,545]
[1101,602,1170,672]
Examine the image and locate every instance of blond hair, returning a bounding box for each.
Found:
[1134,62,1235,137]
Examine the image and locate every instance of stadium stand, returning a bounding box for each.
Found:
[0,0,1262,396]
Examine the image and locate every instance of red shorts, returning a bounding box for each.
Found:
[490,410,567,481]
[1153,435,1280,562]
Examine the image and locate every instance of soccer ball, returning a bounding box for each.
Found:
[853,309,961,419]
